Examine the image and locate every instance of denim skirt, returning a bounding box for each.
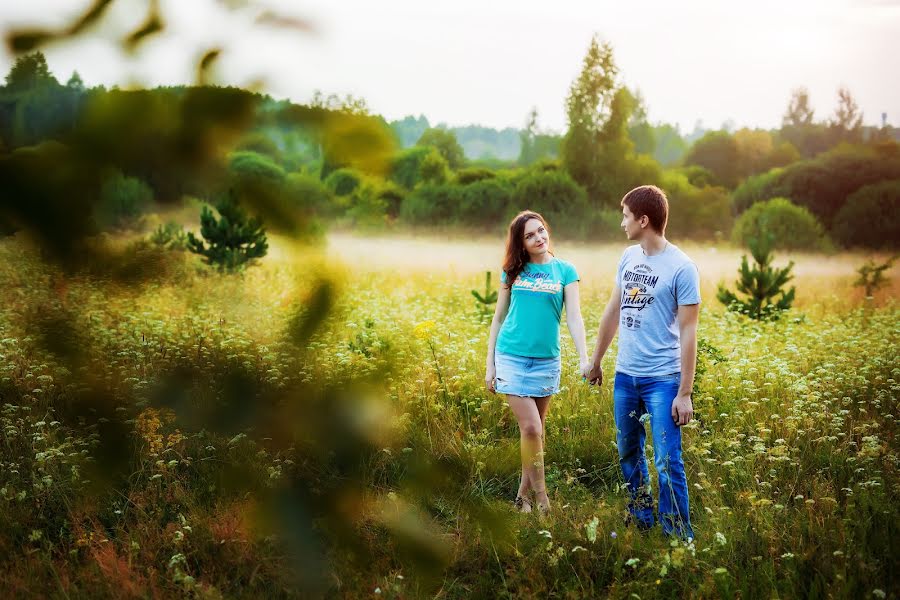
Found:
[494,351,561,397]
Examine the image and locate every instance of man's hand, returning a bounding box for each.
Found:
[587,362,603,386]
[671,393,693,426]
[485,364,496,394]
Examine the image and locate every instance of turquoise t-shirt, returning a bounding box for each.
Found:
[496,257,580,358]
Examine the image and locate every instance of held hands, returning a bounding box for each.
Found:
[579,358,591,380]
[485,364,496,394]
[587,361,603,386]
[671,393,694,426]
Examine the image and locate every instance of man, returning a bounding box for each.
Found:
[588,185,699,540]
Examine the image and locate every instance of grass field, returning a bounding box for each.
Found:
[0,232,897,598]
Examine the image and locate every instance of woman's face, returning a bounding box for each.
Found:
[522,218,549,259]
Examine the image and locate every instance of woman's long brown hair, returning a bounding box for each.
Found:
[502,210,552,288]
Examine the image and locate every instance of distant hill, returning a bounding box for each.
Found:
[389,115,522,161]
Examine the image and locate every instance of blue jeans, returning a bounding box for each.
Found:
[614,371,694,539]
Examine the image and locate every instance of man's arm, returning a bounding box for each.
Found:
[587,285,621,385]
[672,303,699,426]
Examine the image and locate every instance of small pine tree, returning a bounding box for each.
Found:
[187,192,268,272]
[717,233,796,320]
[853,256,897,298]
[471,271,498,321]
[149,221,188,251]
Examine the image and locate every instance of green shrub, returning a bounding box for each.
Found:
[419,150,450,184]
[731,168,788,214]
[400,184,461,224]
[678,165,716,188]
[731,145,900,227]
[832,180,900,249]
[96,170,154,230]
[149,220,187,251]
[683,131,741,188]
[581,209,623,241]
[457,178,514,226]
[717,233,796,321]
[235,132,282,163]
[286,173,334,217]
[344,181,389,229]
[390,146,433,189]
[186,193,268,272]
[375,181,406,219]
[455,167,496,185]
[510,168,589,238]
[324,168,363,196]
[662,171,732,240]
[732,197,829,251]
[228,150,286,186]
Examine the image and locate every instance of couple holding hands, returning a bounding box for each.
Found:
[485,185,698,541]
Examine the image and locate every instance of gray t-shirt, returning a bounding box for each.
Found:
[614,243,701,377]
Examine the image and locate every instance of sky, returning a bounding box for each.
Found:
[1,0,898,134]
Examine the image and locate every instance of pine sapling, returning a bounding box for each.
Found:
[187,192,268,272]
[717,233,796,321]
[471,271,499,321]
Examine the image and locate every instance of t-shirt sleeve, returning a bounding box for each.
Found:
[674,262,701,305]
[500,269,507,285]
[563,261,580,286]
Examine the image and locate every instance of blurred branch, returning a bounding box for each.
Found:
[7,0,115,53]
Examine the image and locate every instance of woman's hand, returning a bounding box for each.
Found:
[579,358,591,379]
[485,364,496,394]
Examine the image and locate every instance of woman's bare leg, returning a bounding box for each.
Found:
[518,395,552,498]
[508,395,550,511]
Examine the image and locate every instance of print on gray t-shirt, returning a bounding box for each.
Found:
[614,243,701,377]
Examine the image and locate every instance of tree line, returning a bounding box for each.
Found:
[1,43,898,255]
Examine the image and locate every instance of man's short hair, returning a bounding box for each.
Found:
[621,185,669,234]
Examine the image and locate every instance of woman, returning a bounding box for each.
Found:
[485,210,590,513]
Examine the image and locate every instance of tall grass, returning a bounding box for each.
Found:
[0,236,896,598]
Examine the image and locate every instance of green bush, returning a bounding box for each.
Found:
[731,197,829,251]
[662,171,732,240]
[581,209,623,241]
[324,168,363,196]
[96,170,154,230]
[344,181,389,229]
[186,193,268,272]
[832,180,900,249]
[731,144,900,227]
[375,181,406,219]
[457,178,514,226]
[389,146,433,189]
[511,168,589,237]
[419,150,450,184]
[683,131,741,188]
[455,167,496,185]
[400,184,461,225]
[731,168,788,214]
[678,165,716,188]
[228,150,285,186]
[149,220,187,251]
[286,173,334,217]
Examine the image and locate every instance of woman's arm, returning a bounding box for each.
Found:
[564,282,590,377]
[485,284,511,393]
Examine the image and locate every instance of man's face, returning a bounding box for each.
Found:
[621,205,647,240]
